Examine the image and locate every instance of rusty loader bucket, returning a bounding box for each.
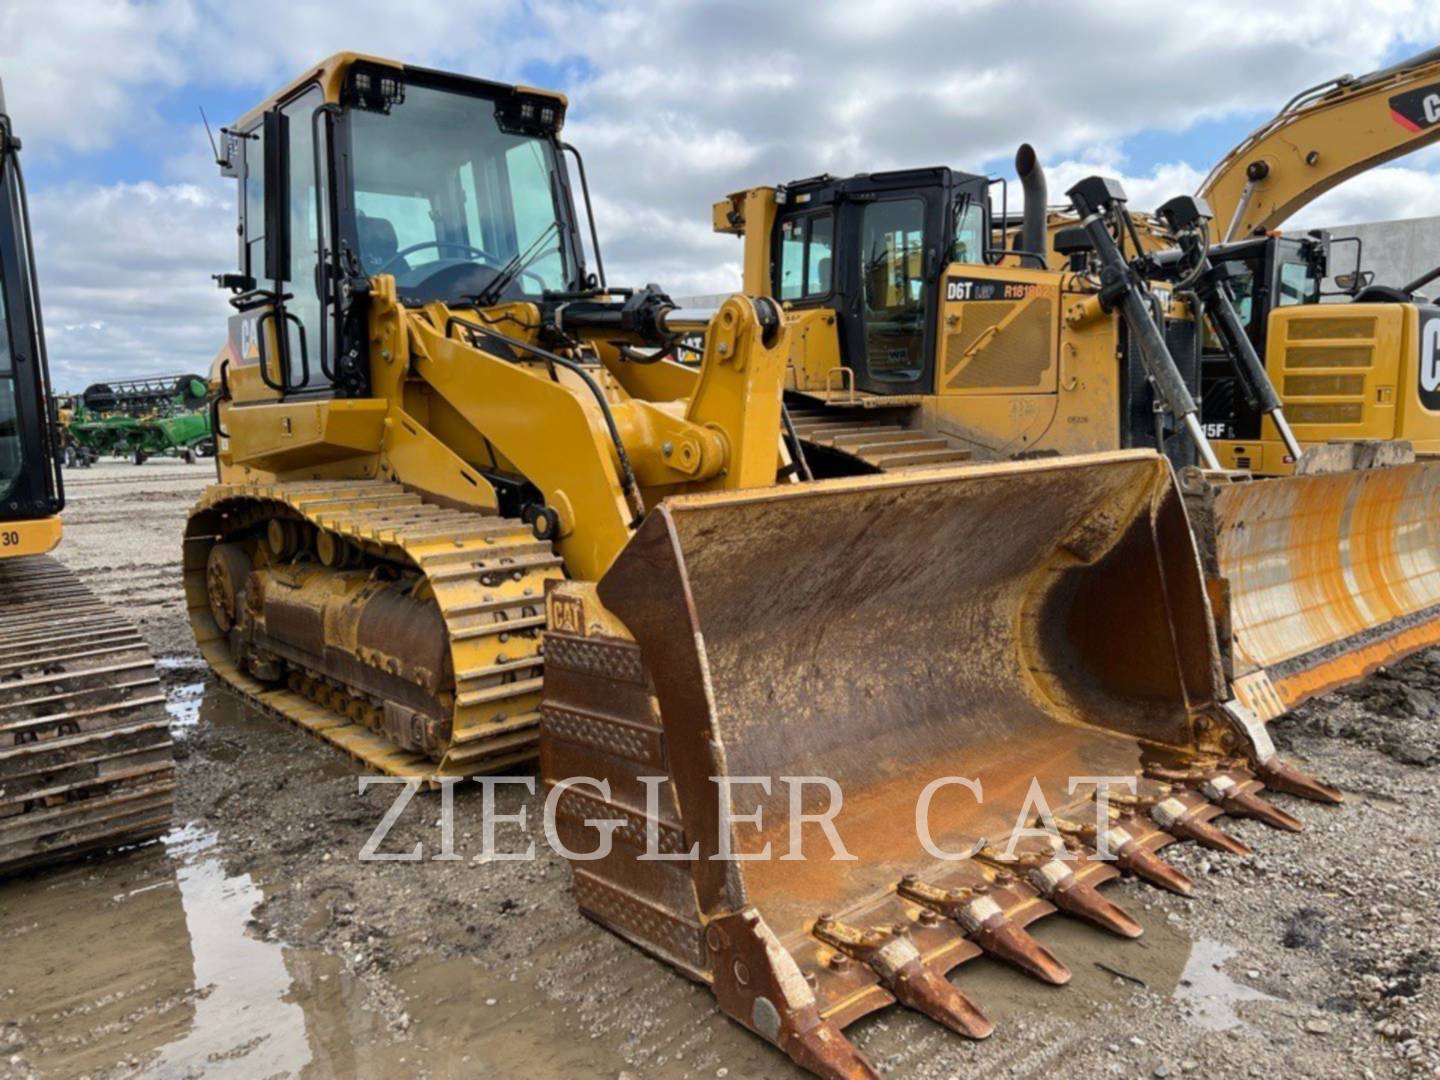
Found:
[540,451,1333,1077]
[1186,448,1440,722]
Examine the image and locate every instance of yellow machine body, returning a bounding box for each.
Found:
[1,514,62,558]
[193,54,1357,1078]
[1213,302,1440,473]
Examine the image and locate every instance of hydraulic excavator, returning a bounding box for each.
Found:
[1189,43,1440,476]
[0,85,174,876]
[197,54,1332,1077]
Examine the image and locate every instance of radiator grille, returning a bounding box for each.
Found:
[1284,344,1374,368]
[944,298,1053,389]
[1284,403,1364,425]
[1286,316,1376,341]
[1282,374,1366,397]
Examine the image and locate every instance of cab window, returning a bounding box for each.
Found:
[1277,259,1318,307]
[0,254,18,502]
[952,199,985,264]
[776,212,833,300]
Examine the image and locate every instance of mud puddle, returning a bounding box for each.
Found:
[0,822,393,1079]
[1172,937,1278,1032]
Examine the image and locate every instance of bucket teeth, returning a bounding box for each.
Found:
[812,917,992,1039]
[1256,757,1344,805]
[1146,793,1252,857]
[781,1009,882,1080]
[891,959,994,1039]
[896,877,1071,985]
[1199,773,1303,833]
[987,848,1143,939]
[1164,811,1251,857]
[979,921,1072,985]
[1073,817,1195,897]
[1048,871,1143,939]
[1146,764,1305,833]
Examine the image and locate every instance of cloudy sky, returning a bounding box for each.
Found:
[4,0,1440,389]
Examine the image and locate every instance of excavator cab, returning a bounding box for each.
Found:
[0,89,63,555]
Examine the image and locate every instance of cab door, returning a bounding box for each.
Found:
[839,189,947,396]
[0,112,61,523]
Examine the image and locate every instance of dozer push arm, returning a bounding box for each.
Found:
[1154,196,1304,461]
[1200,44,1440,241]
[1067,177,1222,469]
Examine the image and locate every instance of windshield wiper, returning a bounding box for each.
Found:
[470,220,560,308]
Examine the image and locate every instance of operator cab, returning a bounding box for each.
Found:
[218,56,588,398]
[768,168,992,396]
[0,88,63,526]
[1199,234,1326,440]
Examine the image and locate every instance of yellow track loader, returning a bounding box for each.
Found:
[0,85,174,876]
[198,54,1337,1078]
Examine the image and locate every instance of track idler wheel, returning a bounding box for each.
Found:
[206,542,253,633]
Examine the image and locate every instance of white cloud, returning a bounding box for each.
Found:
[28,181,234,389]
[4,0,1440,382]
[1291,147,1440,228]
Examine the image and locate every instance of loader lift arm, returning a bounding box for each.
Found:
[1200,43,1440,242]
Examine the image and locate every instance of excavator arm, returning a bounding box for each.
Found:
[1200,44,1440,242]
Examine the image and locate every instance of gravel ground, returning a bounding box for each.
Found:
[1,458,1436,1079]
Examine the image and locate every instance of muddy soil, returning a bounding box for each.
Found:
[1,458,1437,1079]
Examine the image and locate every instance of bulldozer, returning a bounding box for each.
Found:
[195,53,1340,1078]
[712,142,1440,726]
[0,84,174,876]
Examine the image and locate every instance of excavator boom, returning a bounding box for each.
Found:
[1199,44,1440,242]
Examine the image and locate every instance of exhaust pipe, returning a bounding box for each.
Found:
[1015,143,1047,266]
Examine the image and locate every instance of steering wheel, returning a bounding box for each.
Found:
[377,240,502,275]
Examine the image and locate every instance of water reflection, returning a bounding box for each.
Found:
[1173,937,1277,1031]
[142,825,311,1076]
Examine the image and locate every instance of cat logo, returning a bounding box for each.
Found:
[1421,313,1440,411]
[1390,83,1440,132]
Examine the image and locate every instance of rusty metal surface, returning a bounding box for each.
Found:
[1211,460,1440,712]
[0,555,174,877]
[541,452,1338,1078]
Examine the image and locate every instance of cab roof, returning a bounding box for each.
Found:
[231,52,568,131]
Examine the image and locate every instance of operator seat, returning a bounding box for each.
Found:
[813,255,831,292]
[356,212,406,276]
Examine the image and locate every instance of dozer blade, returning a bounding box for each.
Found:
[541,450,1325,1077]
[1189,456,1440,732]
